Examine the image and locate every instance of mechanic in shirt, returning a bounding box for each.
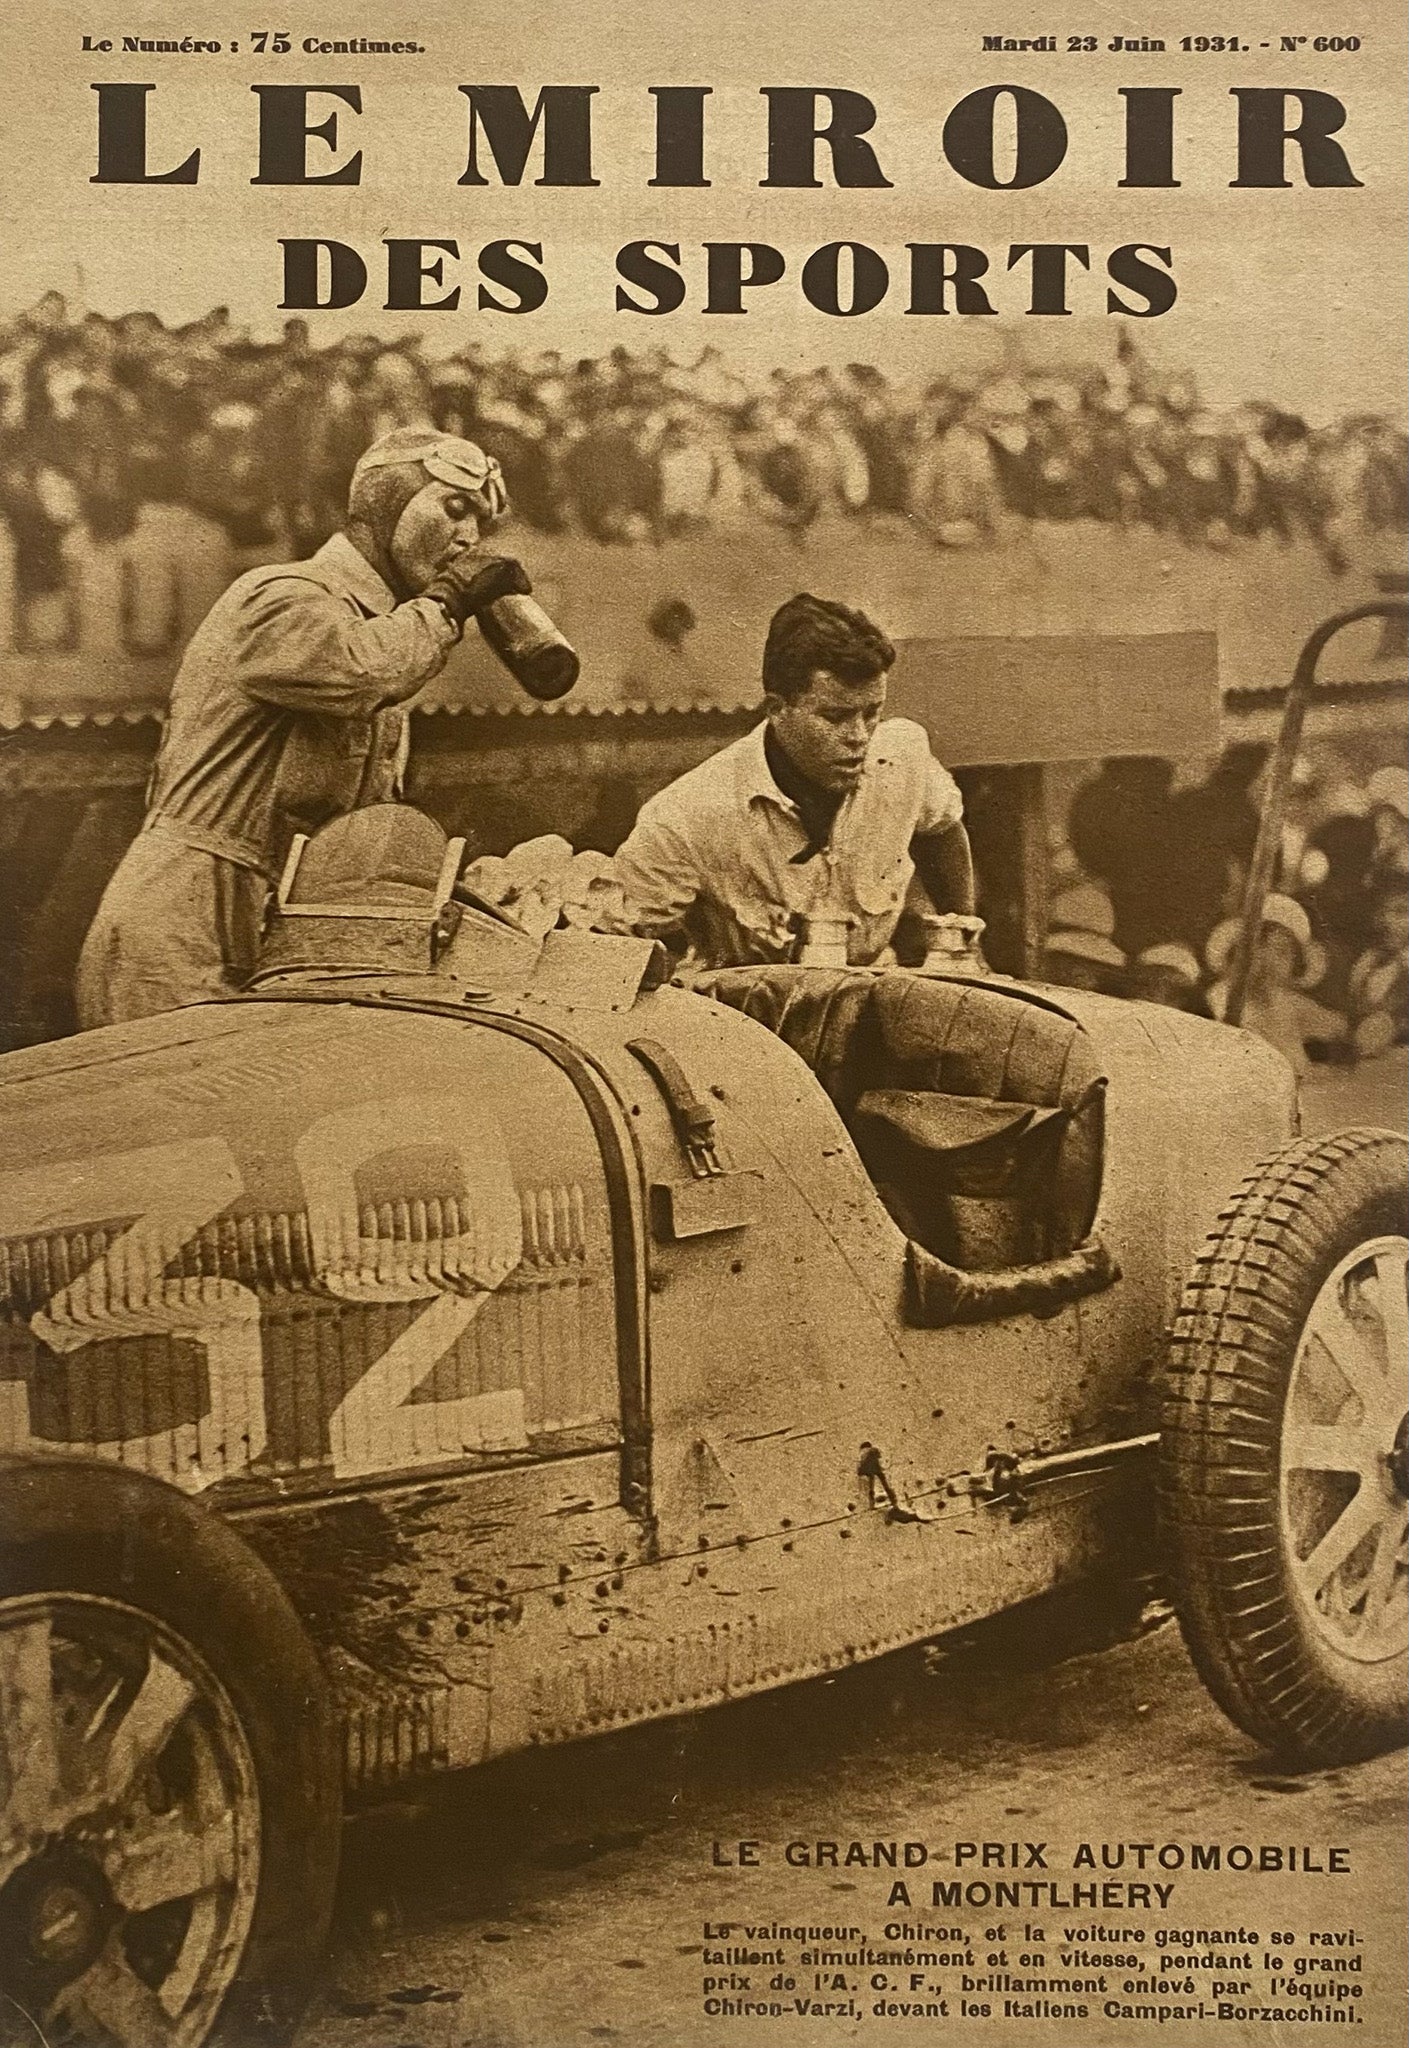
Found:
[613,592,975,968]
[76,428,530,1027]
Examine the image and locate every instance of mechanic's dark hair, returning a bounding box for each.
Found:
[761,593,896,703]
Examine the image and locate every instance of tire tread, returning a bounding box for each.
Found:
[1158,1126,1408,1765]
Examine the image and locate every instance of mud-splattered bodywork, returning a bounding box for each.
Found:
[0,943,1295,1788]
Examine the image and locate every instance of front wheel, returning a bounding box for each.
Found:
[0,1459,341,2045]
[1158,1127,1408,1765]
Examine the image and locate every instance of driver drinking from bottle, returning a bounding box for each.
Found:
[77,428,532,1027]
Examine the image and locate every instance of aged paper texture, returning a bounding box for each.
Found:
[0,3,1405,2046]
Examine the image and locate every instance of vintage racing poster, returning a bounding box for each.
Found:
[1,2,1406,2045]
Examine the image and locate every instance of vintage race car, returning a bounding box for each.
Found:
[0,803,1404,2047]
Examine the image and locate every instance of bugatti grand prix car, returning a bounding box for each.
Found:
[0,804,1404,2046]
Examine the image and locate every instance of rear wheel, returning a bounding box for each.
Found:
[1159,1128,1408,1764]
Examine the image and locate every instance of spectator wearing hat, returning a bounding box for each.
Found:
[1347,881,1409,1057]
[1206,893,1343,1077]
[75,428,532,1027]
[1048,881,1118,943]
[1041,883,1127,992]
[1042,927,1127,994]
[1127,941,1207,1013]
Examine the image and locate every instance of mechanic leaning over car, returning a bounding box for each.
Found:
[75,428,529,1027]
[613,592,976,969]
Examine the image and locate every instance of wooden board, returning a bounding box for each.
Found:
[887,631,1221,767]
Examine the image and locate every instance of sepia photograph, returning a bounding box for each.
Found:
[0,3,1405,2043]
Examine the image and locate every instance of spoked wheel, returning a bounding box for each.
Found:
[1160,1128,1409,1765]
[1281,1237,1407,1670]
[0,1459,341,2047]
[0,1596,260,2047]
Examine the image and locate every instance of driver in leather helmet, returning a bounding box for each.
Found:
[77,429,526,1028]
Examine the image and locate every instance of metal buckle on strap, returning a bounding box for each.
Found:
[626,1037,724,1178]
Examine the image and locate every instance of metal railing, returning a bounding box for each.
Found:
[1225,597,1409,1027]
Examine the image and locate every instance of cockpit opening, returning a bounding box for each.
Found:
[695,965,1110,1289]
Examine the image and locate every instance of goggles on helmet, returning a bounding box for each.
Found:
[353,435,508,524]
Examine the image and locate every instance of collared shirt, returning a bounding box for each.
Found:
[143,531,458,876]
[613,717,963,968]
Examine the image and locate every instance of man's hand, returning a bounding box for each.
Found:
[910,820,976,920]
[423,551,532,625]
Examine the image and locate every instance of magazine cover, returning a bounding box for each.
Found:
[0,3,1405,2045]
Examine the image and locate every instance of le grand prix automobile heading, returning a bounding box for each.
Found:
[0,3,1406,2048]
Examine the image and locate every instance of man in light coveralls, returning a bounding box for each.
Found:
[77,428,528,1026]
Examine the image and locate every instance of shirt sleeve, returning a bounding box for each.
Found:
[911,746,965,837]
[229,574,458,718]
[611,805,705,938]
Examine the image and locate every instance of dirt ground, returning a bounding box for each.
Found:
[296,1050,1407,2048]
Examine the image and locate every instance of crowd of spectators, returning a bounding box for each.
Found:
[2,294,1406,651]
[2,295,1402,1059]
[1043,747,1409,1072]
